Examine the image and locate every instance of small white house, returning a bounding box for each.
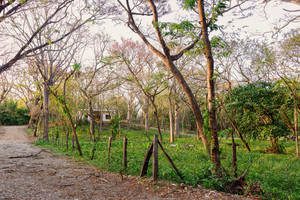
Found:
[80,109,116,123]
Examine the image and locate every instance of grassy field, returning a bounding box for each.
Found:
[33,125,300,200]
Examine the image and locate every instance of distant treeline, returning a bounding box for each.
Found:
[0,100,30,125]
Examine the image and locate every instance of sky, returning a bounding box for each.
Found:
[100,1,299,43]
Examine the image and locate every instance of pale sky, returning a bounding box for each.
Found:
[101,1,299,43]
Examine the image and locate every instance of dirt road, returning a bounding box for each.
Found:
[0,126,249,200]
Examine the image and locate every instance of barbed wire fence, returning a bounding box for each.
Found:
[47,128,184,181]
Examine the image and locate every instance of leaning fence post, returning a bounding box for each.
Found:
[108,136,112,167]
[123,137,128,169]
[140,142,153,177]
[153,134,159,181]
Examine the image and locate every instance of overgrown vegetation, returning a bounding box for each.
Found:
[1,1,299,199]
[225,82,293,153]
[34,126,300,200]
[0,100,30,125]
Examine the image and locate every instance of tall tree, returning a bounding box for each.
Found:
[0,72,12,105]
[0,0,30,22]
[111,39,170,141]
[78,34,118,144]
[0,0,108,74]
[225,82,290,153]
[195,0,222,171]
[117,0,210,153]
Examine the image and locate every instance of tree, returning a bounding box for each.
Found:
[0,0,106,74]
[111,39,170,142]
[77,34,119,159]
[117,0,210,153]
[0,99,30,125]
[0,72,12,105]
[195,0,223,171]
[11,64,43,134]
[0,0,30,23]
[225,82,290,153]
[39,63,83,156]
[275,29,300,158]
[33,33,83,140]
[78,34,116,141]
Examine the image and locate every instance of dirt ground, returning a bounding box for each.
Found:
[0,126,252,200]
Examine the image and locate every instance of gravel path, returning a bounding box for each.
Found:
[0,126,250,200]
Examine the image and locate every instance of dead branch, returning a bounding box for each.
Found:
[8,149,44,159]
[240,163,252,180]
[89,173,109,183]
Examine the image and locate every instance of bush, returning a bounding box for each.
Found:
[0,100,30,125]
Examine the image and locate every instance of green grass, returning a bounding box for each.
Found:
[34,126,300,200]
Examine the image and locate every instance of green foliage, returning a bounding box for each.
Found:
[73,63,81,71]
[110,114,121,139]
[158,20,198,42]
[183,0,196,10]
[36,126,300,200]
[209,1,228,31]
[38,126,300,199]
[225,82,290,141]
[0,100,30,125]
[54,95,70,117]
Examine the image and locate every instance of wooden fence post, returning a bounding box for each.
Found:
[153,134,158,181]
[123,137,128,168]
[108,136,112,167]
[140,142,153,177]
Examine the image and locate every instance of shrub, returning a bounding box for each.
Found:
[0,100,30,125]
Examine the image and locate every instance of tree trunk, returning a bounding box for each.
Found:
[197,0,221,172]
[72,135,75,151]
[43,82,50,141]
[88,99,95,142]
[164,60,209,152]
[98,96,103,139]
[231,130,237,177]
[119,111,122,137]
[169,88,174,143]
[220,101,251,152]
[144,96,150,135]
[196,129,200,141]
[174,103,180,136]
[65,125,69,150]
[153,105,163,142]
[28,116,34,129]
[149,96,163,141]
[69,114,82,156]
[33,124,38,137]
[294,91,298,158]
[270,137,279,152]
[182,109,185,134]
[127,103,131,124]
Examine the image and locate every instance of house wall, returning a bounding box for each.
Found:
[80,110,114,122]
[102,112,112,122]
